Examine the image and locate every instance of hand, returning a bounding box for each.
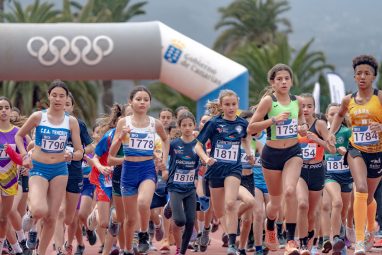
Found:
[206,157,216,166]
[198,165,207,175]
[22,154,33,169]
[246,154,255,166]
[298,124,308,137]
[337,146,347,156]
[307,132,318,142]
[157,160,167,173]
[119,126,131,141]
[275,112,290,123]
[64,150,73,162]
[370,122,382,132]
[3,144,8,150]
[99,165,113,175]
[19,166,30,176]
[327,133,336,147]
[162,170,169,181]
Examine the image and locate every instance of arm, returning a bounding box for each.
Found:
[328,96,350,146]
[314,120,336,154]
[68,117,84,161]
[195,142,216,166]
[92,155,113,175]
[241,135,254,165]
[247,96,273,135]
[156,119,169,180]
[296,96,308,136]
[109,118,129,157]
[5,144,23,165]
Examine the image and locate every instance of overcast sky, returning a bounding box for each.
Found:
[6,0,382,93]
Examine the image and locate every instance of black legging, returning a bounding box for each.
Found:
[169,190,196,254]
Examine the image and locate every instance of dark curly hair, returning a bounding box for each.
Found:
[352,55,378,75]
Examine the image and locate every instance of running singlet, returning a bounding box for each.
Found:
[197,115,248,168]
[298,120,324,162]
[266,94,299,140]
[0,126,26,195]
[35,110,70,153]
[325,125,351,173]
[167,138,199,193]
[122,116,156,157]
[348,89,382,153]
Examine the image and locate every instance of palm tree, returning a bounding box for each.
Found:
[60,0,147,112]
[214,0,291,55]
[233,35,334,108]
[0,0,61,22]
[148,82,196,115]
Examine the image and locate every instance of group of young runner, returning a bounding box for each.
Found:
[0,54,382,255]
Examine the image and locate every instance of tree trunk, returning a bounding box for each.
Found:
[102,80,114,113]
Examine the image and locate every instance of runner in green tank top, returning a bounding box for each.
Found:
[247,63,308,255]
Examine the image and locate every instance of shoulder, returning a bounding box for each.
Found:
[315,119,327,130]
[236,116,248,125]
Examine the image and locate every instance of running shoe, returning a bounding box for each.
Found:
[74,245,85,255]
[264,220,279,251]
[65,242,73,255]
[354,241,366,255]
[300,245,310,255]
[86,228,97,246]
[26,231,38,250]
[137,232,150,254]
[364,231,375,252]
[87,209,98,231]
[199,227,210,252]
[155,215,164,242]
[345,227,355,244]
[332,236,345,255]
[321,239,332,253]
[227,244,238,255]
[221,233,229,247]
[22,211,33,232]
[284,240,300,255]
[109,245,119,255]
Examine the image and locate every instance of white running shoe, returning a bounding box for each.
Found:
[22,211,33,232]
[87,209,98,231]
[345,227,356,243]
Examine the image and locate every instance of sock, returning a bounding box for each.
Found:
[0,238,5,252]
[299,237,308,247]
[367,199,377,232]
[308,230,315,240]
[276,222,283,236]
[354,192,368,242]
[266,218,276,231]
[16,230,25,242]
[204,224,211,231]
[228,233,236,246]
[313,237,318,245]
[198,220,204,233]
[285,223,296,241]
[323,235,330,242]
[11,242,22,253]
[255,245,263,252]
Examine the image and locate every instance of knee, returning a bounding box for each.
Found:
[0,216,7,225]
[31,207,48,220]
[44,214,58,226]
[298,200,309,212]
[137,198,150,212]
[332,199,343,210]
[246,197,256,210]
[225,200,237,213]
[284,186,296,200]
[355,183,367,193]
[125,216,137,228]
[174,218,186,228]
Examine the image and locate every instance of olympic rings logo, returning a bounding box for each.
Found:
[27,35,114,66]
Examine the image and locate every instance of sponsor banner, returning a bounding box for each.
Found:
[327,73,346,104]
[312,82,321,114]
[159,23,247,100]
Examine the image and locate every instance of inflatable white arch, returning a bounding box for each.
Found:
[0,21,249,119]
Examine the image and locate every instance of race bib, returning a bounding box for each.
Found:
[353,126,379,146]
[0,144,16,160]
[41,134,67,152]
[275,119,298,139]
[254,153,262,167]
[326,155,349,172]
[173,169,196,184]
[128,132,155,151]
[301,143,317,160]
[240,149,255,164]
[214,141,239,163]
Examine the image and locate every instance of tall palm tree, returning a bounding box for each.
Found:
[233,35,334,108]
[0,0,61,22]
[148,82,196,115]
[60,0,147,112]
[214,0,291,55]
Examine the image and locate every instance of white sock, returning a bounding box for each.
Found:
[11,242,23,253]
[0,238,5,252]
[198,220,204,233]
[16,230,25,242]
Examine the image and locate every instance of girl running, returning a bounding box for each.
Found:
[328,55,382,255]
[195,89,254,255]
[247,63,307,255]
[15,80,83,255]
